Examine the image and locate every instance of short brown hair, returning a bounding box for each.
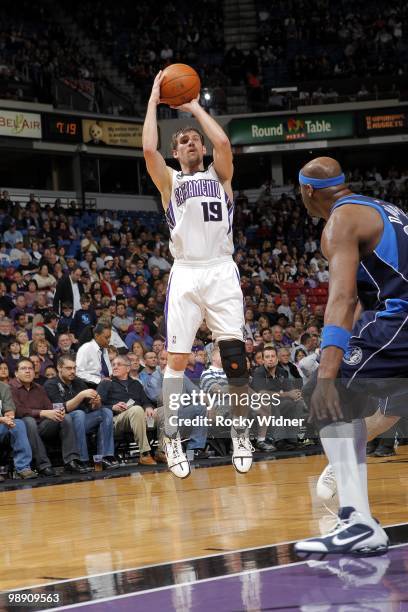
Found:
[171,127,204,151]
[262,346,277,358]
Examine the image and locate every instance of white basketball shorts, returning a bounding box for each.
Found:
[165,256,245,353]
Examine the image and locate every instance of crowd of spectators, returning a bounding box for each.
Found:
[73,0,408,113]
[255,0,408,85]
[235,0,408,110]
[0,1,107,106]
[0,181,328,480]
[278,165,408,213]
[3,164,408,480]
[1,0,408,114]
[345,167,408,211]
[71,0,227,110]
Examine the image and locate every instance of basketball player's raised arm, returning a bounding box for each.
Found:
[143,72,172,208]
[194,102,233,183]
[318,214,360,380]
[173,97,233,184]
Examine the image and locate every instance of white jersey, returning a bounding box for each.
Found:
[165,165,234,262]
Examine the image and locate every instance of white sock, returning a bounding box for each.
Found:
[163,366,184,438]
[326,420,368,503]
[320,419,371,517]
[353,418,369,509]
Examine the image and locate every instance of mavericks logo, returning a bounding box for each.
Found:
[343,347,363,366]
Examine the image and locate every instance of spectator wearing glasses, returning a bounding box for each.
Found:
[44,355,119,470]
[97,355,156,465]
[11,358,87,476]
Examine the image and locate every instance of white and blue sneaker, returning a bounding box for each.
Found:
[295,506,389,558]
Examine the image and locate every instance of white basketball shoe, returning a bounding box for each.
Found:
[232,429,254,474]
[164,432,191,479]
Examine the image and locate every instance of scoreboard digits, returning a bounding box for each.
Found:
[43,115,82,142]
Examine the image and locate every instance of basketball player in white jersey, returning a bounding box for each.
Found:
[143,71,252,478]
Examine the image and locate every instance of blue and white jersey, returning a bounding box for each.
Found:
[332,194,408,315]
[165,164,234,262]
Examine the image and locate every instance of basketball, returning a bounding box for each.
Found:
[160,63,201,106]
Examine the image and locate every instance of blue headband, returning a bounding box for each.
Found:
[299,171,345,189]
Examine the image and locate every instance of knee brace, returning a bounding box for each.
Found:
[218,339,249,386]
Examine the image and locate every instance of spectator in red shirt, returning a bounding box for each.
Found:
[101,269,118,298]
[11,358,87,477]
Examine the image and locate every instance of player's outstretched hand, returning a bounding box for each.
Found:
[149,71,164,106]
[170,94,201,114]
[309,378,343,423]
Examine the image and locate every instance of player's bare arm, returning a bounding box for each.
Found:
[142,71,173,209]
[172,96,233,199]
[310,209,362,421]
[310,204,384,420]
[318,210,361,380]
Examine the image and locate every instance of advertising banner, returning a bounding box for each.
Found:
[0,110,42,139]
[82,119,143,148]
[358,108,408,136]
[229,113,354,145]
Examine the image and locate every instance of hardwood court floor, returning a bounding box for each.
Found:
[1,448,407,591]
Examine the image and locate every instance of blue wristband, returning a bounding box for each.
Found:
[321,325,351,352]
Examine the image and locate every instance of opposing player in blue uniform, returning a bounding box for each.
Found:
[295,156,408,556]
[316,266,401,501]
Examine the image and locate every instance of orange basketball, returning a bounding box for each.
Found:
[160,63,201,106]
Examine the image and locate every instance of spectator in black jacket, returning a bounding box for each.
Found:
[252,347,307,451]
[53,267,84,315]
[44,354,119,470]
[97,355,156,465]
[43,312,59,349]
